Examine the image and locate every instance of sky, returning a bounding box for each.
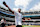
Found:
[0,0,40,12]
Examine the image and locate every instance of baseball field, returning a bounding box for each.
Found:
[1,25,40,27]
[22,25,40,27]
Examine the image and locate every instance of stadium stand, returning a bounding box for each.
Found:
[0,6,40,26]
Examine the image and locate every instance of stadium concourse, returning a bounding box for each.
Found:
[0,6,40,27]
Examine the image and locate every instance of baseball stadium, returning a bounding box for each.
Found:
[0,5,40,27]
[0,0,40,27]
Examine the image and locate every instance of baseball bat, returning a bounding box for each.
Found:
[3,1,11,11]
[3,1,8,7]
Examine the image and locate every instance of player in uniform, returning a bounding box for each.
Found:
[3,1,23,27]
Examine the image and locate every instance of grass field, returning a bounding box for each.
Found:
[22,25,40,27]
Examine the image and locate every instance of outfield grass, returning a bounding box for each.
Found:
[22,25,40,27]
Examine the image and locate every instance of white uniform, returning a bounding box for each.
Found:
[11,9,23,26]
[14,11,23,26]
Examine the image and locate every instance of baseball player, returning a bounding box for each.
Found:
[3,1,23,27]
